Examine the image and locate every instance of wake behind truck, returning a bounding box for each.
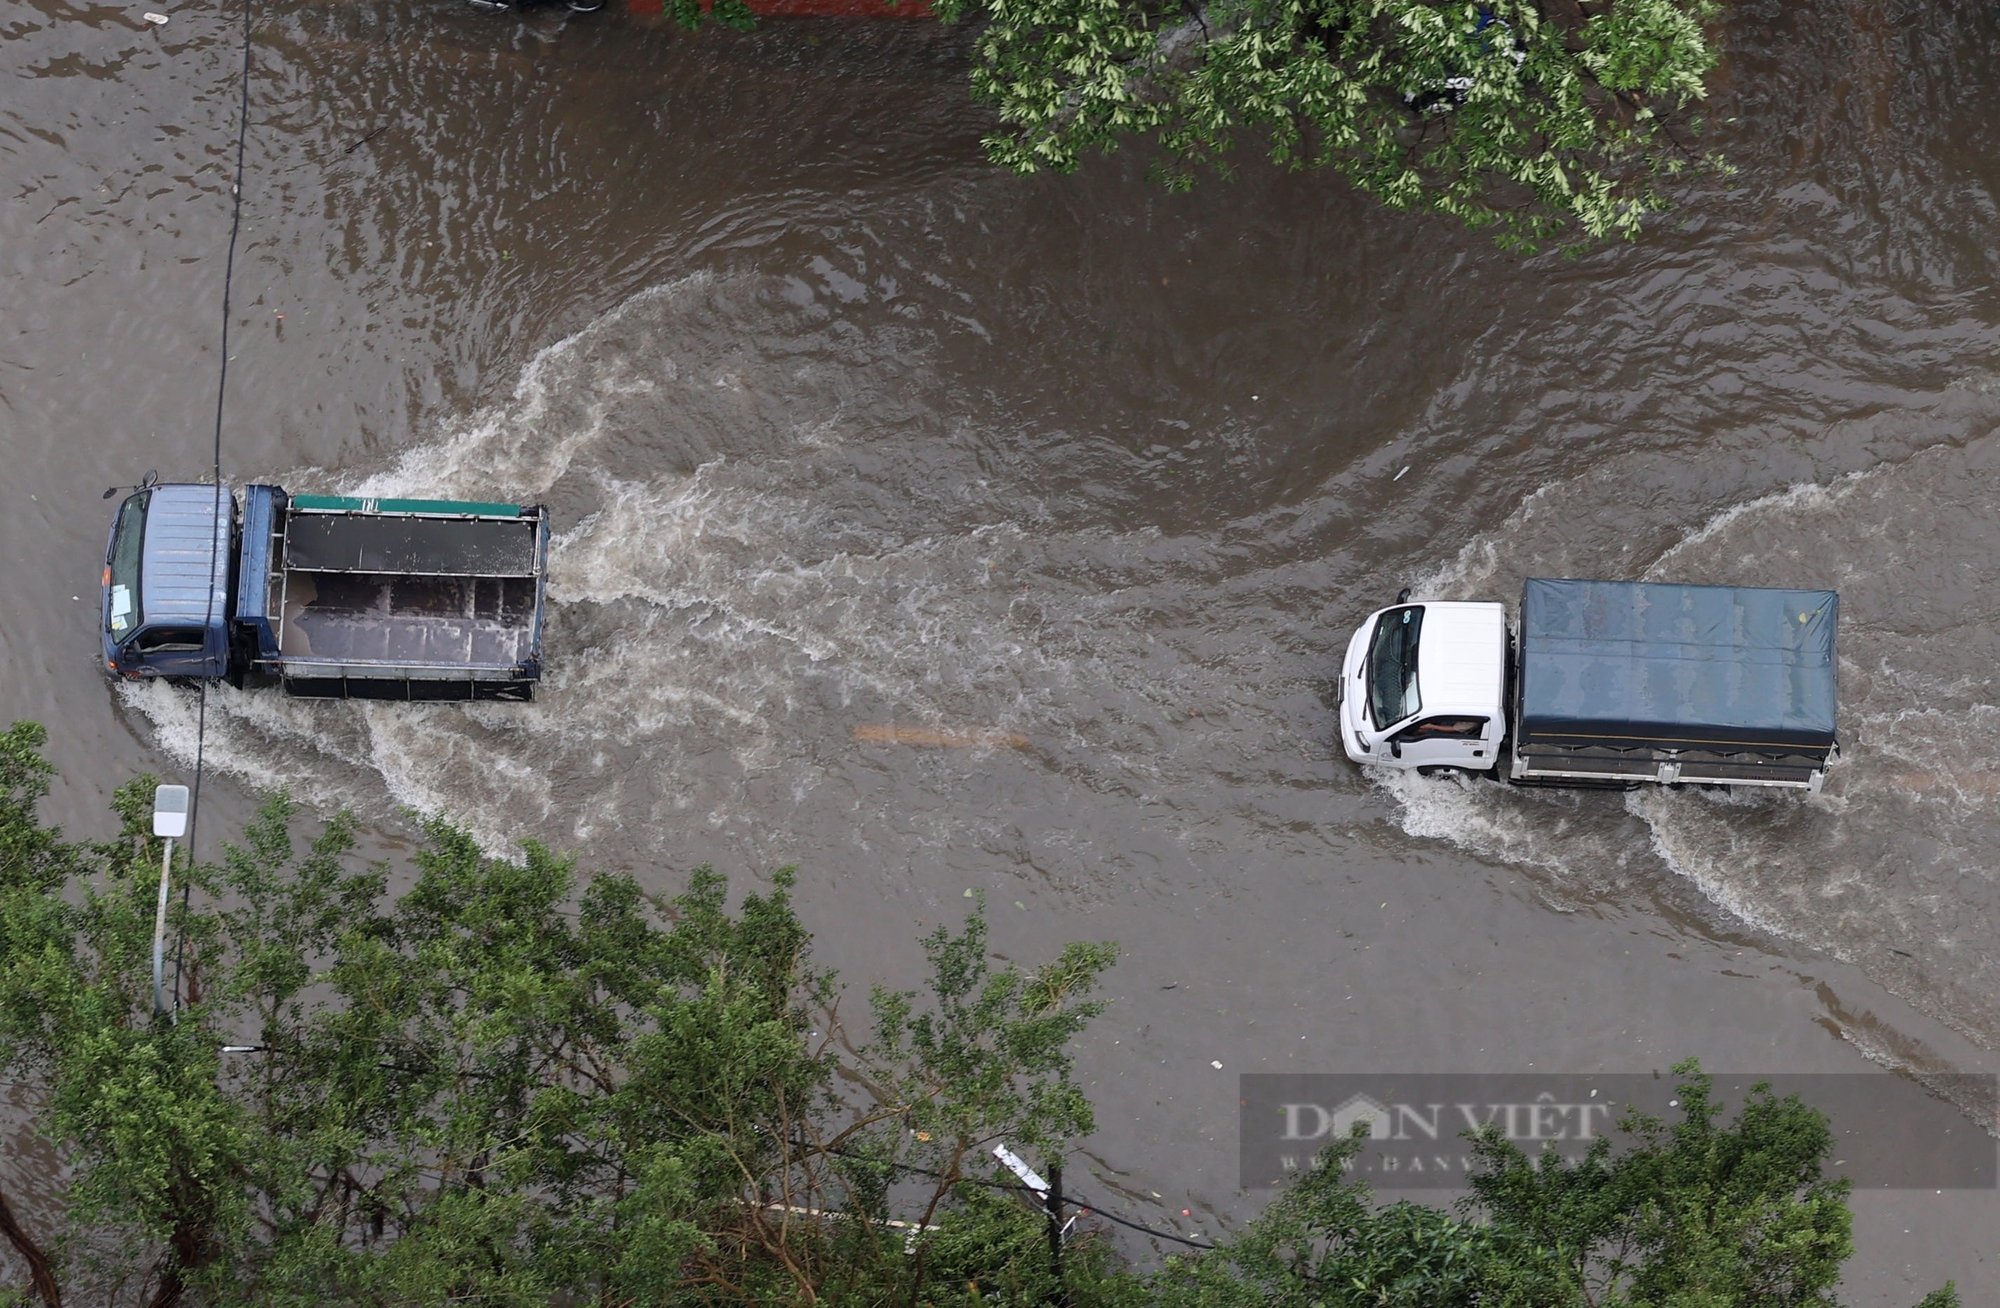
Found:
[1339,578,1838,791]
[103,482,549,699]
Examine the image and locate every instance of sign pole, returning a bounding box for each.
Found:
[1045,1161,1069,1308]
[150,785,190,1022]
[994,1143,1069,1306]
[151,835,174,1019]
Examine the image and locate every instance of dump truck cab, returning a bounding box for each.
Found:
[102,483,235,681]
[1339,600,1508,772]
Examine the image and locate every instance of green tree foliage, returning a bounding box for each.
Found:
[1153,1060,1954,1308]
[0,724,1964,1307]
[0,723,1120,1307]
[927,0,1726,247]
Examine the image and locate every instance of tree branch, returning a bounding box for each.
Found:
[0,1180,60,1308]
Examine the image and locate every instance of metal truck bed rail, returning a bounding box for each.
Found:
[283,506,539,577]
[1510,742,1828,790]
[237,487,548,699]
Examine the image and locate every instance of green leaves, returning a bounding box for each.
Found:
[1575,1062,1855,1308]
[0,753,257,1304]
[626,0,1720,246]
[0,730,1958,1308]
[870,900,1115,1167]
[664,0,760,31]
[1152,1130,1500,1308]
[0,722,65,898]
[1162,1060,1924,1308]
[0,728,1128,1307]
[944,0,1727,248]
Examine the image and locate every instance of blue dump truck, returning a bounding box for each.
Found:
[102,482,549,700]
[1339,578,1839,791]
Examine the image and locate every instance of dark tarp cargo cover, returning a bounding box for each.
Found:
[1519,579,1838,752]
[285,514,539,577]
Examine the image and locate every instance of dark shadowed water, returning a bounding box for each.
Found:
[4,0,1999,1297]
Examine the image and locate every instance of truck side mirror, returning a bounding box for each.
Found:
[1396,587,1412,604]
[1389,739,1402,759]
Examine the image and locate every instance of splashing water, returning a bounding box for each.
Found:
[117,264,2000,1068]
[1377,434,2000,1054]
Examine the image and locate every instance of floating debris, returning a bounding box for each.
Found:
[852,724,1029,749]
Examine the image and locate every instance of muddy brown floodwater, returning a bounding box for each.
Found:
[4,0,1999,1297]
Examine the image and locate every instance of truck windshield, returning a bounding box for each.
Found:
[1367,605,1423,727]
[107,492,148,641]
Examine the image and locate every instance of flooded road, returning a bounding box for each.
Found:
[4,0,1999,1296]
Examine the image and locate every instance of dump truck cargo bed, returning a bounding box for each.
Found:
[1511,578,1838,789]
[238,490,548,700]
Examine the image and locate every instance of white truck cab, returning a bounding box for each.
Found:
[1339,599,1507,773]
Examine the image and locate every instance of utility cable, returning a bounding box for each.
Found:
[1055,1187,1216,1251]
[805,1142,1218,1250]
[148,12,1220,1257]
[173,0,254,1018]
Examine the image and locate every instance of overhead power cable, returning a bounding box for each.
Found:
[804,1141,1218,1250]
[150,13,1223,1264]
[172,0,255,1017]
[1056,1187,1216,1251]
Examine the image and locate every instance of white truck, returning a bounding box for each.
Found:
[1339,578,1838,791]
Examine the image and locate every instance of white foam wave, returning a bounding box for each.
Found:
[1623,785,1796,938]
[1407,479,1563,603]
[1641,473,1864,580]
[346,277,703,504]
[1380,771,1553,869]
[1370,766,1648,909]
[120,273,1265,865]
[120,680,384,815]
